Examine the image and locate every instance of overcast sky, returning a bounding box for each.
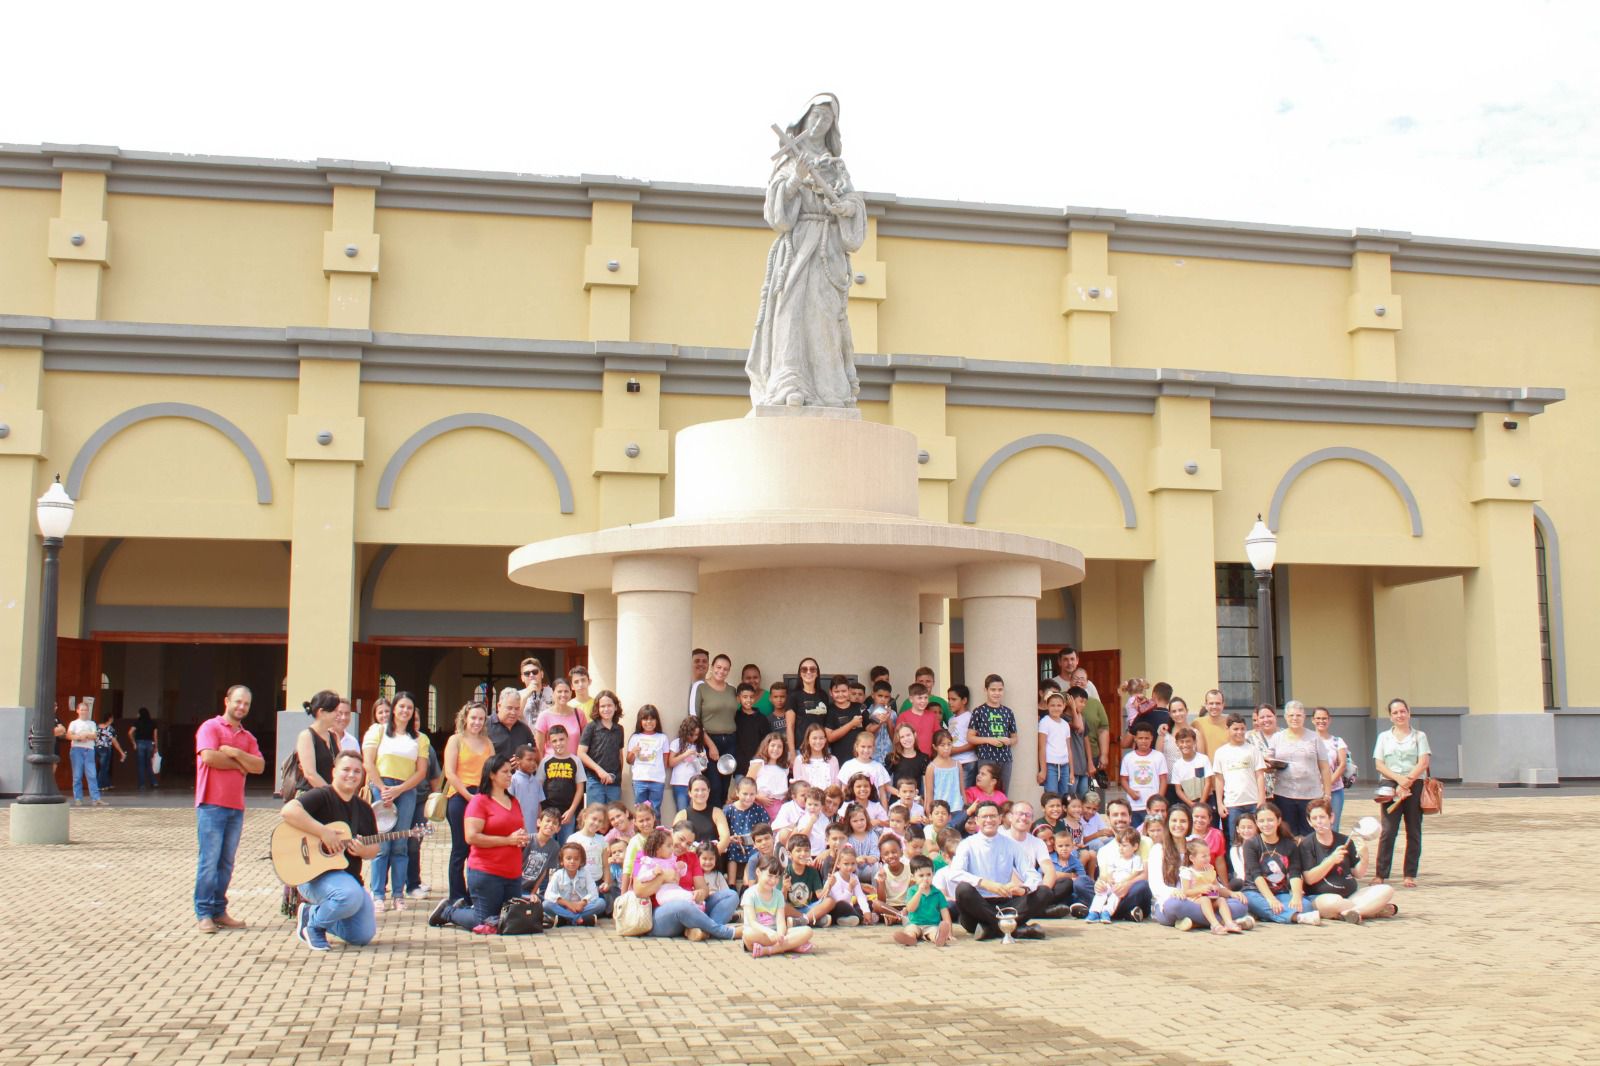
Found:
[6,1,1597,248]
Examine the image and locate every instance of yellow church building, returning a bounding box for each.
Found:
[0,141,1593,790]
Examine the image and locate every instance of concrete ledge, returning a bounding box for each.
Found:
[1460,713,1558,786]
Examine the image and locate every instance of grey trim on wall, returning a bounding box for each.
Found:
[81,537,124,638]
[358,545,399,642]
[1268,447,1423,536]
[375,413,575,513]
[88,605,289,636]
[67,401,275,504]
[1,317,1564,428]
[4,144,1598,284]
[1275,565,1293,706]
[963,434,1139,528]
[1533,504,1567,709]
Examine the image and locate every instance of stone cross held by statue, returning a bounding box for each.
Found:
[768,123,843,206]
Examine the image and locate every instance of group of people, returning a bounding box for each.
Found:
[52,700,162,805]
[188,647,1433,954]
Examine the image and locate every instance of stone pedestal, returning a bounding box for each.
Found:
[9,801,69,844]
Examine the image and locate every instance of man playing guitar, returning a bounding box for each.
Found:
[280,750,380,951]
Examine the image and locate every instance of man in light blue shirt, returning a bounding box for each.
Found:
[949,802,1047,940]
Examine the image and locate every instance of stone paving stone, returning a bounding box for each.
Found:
[2,797,1597,1064]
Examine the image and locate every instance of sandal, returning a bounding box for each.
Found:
[1210,924,1229,936]
[792,941,813,955]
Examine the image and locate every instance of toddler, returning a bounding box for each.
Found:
[1177,839,1247,935]
[544,842,605,927]
[1087,829,1144,924]
[698,842,731,896]
[892,855,950,947]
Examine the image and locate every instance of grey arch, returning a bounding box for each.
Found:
[67,402,273,503]
[1267,447,1422,537]
[376,413,574,513]
[358,544,398,641]
[1534,505,1567,709]
[963,433,1137,528]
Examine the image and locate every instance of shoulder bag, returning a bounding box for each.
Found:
[423,791,448,822]
[613,890,653,936]
[1420,775,1444,815]
[498,897,545,935]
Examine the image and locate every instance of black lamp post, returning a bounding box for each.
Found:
[1244,514,1278,709]
[18,477,74,806]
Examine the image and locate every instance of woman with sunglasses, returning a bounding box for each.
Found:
[788,657,830,745]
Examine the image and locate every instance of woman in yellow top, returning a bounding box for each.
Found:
[361,691,431,911]
[443,701,493,906]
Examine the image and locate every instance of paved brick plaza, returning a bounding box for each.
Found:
[1,795,1593,1066]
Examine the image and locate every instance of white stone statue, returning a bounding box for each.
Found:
[746,93,868,411]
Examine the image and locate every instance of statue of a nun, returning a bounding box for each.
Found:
[746,93,868,410]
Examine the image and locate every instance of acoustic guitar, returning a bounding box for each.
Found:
[271,820,431,885]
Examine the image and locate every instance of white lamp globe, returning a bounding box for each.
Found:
[36,479,75,540]
[1244,515,1277,572]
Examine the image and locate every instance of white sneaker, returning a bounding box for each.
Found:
[1294,910,1321,925]
[836,915,861,927]
[406,887,429,899]
[1174,917,1194,932]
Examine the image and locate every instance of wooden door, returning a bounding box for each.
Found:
[351,642,381,734]
[565,646,589,678]
[1076,648,1121,769]
[54,637,103,791]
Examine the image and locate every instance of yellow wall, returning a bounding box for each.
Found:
[101,196,328,327]
[632,222,771,349]
[877,238,1070,361]
[356,383,597,545]
[948,407,1152,560]
[1286,565,1372,708]
[373,545,573,612]
[1111,253,1349,377]
[369,210,589,339]
[1211,420,1476,568]
[97,539,290,607]
[0,188,56,315]
[39,372,296,539]
[1372,575,1468,708]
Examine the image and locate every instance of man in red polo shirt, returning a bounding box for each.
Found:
[193,685,264,933]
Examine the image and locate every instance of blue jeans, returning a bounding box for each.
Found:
[70,747,100,801]
[136,740,156,790]
[633,781,665,813]
[586,777,622,805]
[962,762,981,790]
[671,784,691,816]
[1111,881,1153,920]
[546,897,606,922]
[193,804,244,919]
[1157,896,1248,928]
[406,786,428,892]
[368,779,415,900]
[447,791,474,903]
[1330,788,1346,832]
[1044,762,1071,796]
[298,869,376,945]
[1130,809,1147,829]
[1071,773,1092,800]
[96,748,114,790]
[1243,889,1314,924]
[649,897,735,939]
[446,868,522,931]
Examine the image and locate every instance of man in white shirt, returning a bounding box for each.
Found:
[1004,801,1088,920]
[949,802,1046,940]
[1094,798,1152,922]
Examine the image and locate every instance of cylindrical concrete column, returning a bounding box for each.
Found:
[958,561,1042,803]
[613,555,699,736]
[582,591,619,694]
[918,594,945,677]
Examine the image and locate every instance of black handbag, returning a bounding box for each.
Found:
[499,897,545,935]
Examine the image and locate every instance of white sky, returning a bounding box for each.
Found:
[6,0,1598,248]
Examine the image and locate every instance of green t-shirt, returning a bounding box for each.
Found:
[906,883,948,925]
[783,862,824,908]
[1081,698,1110,761]
[900,695,952,723]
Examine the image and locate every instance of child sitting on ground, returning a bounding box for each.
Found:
[742,855,814,957]
[602,839,626,914]
[742,822,779,884]
[893,855,951,947]
[872,835,912,924]
[1088,828,1144,924]
[1177,838,1249,935]
[812,845,876,927]
[698,842,731,897]
[891,777,926,824]
[843,805,882,880]
[619,802,659,894]
[634,828,694,906]
[783,837,824,924]
[819,822,849,880]
[842,770,890,828]
[923,799,954,847]
[884,804,912,847]
[544,842,605,927]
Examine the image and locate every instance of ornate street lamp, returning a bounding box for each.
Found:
[1244,515,1278,710]
[14,478,74,831]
